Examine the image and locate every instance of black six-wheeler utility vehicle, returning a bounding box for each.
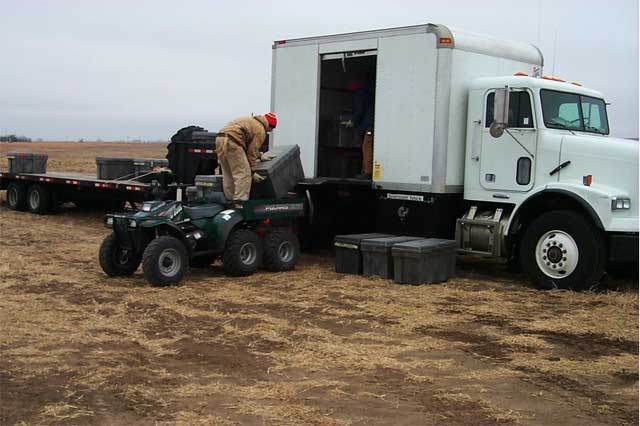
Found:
[99,193,304,286]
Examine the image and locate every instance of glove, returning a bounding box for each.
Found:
[252,172,266,183]
[261,152,276,161]
[343,120,354,128]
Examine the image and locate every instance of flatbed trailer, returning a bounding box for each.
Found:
[0,169,169,214]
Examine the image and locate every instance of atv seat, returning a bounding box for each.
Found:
[183,203,225,220]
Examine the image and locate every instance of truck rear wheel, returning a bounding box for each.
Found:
[99,233,141,276]
[142,236,189,286]
[6,182,27,211]
[263,229,300,272]
[27,184,52,214]
[520,210,605,290]
[222,229,262,276]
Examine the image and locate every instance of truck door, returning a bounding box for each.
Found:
[271,44,320,177]
[480,90,537,192]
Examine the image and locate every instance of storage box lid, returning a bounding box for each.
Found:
[392,238,458,254]
[133,158,169,165]
[195,175,223,186]
[253,145,300,175]
[361,236,423,252]
[7,152,48,159]
[334,233,394,248]
[96,157,135,163]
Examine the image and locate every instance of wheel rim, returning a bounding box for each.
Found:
[535,230,579,279]
[278,241,294,263]
[8,188,18,207]
[29,190,40,210]
[158,248,181,277]
[239,242,257,266]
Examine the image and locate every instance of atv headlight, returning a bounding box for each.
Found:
[611,197,631,210]
[106,217,114,227]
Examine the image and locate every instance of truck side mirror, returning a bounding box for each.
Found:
[490,87,510,138]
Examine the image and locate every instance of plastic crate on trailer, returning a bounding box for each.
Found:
[7,152,48,174]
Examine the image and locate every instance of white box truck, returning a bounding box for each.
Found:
[270,23,638,289]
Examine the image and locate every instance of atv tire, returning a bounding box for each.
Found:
[6,182,27,211]
[222,229,262,277]
[142,236,189,286]
[263,228,300,272]
[99,233,141,276]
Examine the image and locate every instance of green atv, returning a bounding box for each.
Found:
[98,194,304,286]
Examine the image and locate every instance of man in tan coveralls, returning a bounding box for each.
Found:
[215,112,278,201]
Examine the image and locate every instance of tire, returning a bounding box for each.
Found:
[190,255,215,268]
[142,236,189,286]
[6,182,27,211]
[262,229,300,272]
[520,210,606,290]
[99,233,142,276]
[27,184,52,214]
[222,229,262,277]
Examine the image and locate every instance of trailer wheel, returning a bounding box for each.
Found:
[6,182,27,211]
[142,236,188,286]
[99,233,142,276]
[222,229,262,276]
[520,210,606,290]
[262,229,300,272]
[27,184,53,214]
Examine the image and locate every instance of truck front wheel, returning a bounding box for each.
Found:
[142,236,189,286]
[99,233,142,276]
[520,210,605,290]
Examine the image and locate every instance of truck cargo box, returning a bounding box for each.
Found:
[270,23,543,194]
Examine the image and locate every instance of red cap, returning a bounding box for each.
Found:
[264,112,278,129]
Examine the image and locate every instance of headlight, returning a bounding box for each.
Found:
[611,197,631,210]
[106,217,114,227]
[129,219,137,228]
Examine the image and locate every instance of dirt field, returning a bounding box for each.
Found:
[0,142,638,426]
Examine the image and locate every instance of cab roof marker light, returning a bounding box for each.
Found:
[439,38,452,44]
[571,82,582,86]
[513,71,528,76]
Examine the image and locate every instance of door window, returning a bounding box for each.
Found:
[485,91,534,128]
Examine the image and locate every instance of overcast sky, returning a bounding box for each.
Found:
[1,0,638,140]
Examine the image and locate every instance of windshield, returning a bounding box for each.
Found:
[540,89,609,135]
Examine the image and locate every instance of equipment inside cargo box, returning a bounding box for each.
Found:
[317,52,376,178]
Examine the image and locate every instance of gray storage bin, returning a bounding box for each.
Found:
[133,158,170,176]
[195,175,224,201]
[96,157,135,180]
[361,236,423,279]
[334,233,394,274]
[7,152,48,174]
[251,145,304,199]
[392,239,457,284]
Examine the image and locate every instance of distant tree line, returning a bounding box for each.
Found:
[0,135,32,142]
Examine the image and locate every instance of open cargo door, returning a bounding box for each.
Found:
[271,44,320,177]
[373,33,438,191]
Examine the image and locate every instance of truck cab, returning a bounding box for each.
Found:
[460,75,638,288]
